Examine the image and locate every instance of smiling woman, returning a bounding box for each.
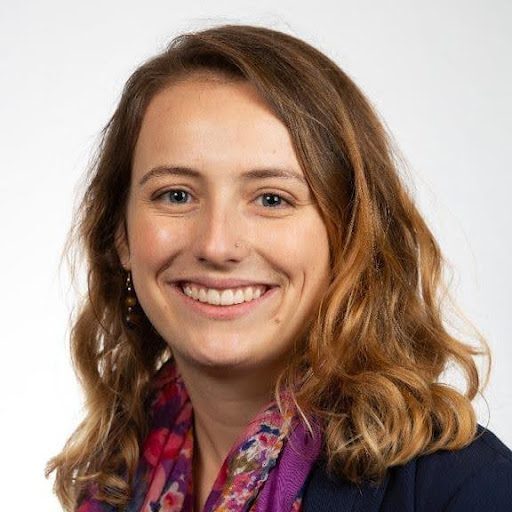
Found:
[45,25,512,512]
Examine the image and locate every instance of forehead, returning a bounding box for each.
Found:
[132,76,303,179]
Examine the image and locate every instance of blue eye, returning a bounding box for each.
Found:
[162,190,190,203]
[258,193,290,208]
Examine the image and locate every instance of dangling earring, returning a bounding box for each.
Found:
[124,271,140,329]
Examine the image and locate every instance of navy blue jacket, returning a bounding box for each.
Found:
[303,425,512,511]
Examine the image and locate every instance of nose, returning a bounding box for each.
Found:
[192,199,249,266]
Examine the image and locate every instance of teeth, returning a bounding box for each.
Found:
[206,289,220,305]
[233,289,245,304]
[182,284,267,306]
[220,290,234,305]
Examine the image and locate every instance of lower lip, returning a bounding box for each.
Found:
[169,283,279,320]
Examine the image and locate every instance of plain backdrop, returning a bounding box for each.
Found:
[0,0,510,510]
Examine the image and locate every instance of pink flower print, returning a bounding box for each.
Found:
[161,481,185,512]
[142,464,170,510]
[143,427,170,466]
[162,430,188,460]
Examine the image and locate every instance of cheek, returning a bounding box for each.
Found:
[129,214,185,268]
[252,222,307,272]
[271,217,329,270]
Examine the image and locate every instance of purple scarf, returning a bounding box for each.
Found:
[77,359,321,512]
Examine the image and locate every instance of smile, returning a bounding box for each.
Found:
[170,283,278,320]
[181,283,268,306]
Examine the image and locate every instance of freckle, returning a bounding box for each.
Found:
[274,317,281,325]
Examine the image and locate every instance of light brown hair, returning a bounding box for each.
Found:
[46,24,489,510]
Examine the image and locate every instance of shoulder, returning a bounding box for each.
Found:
[303,425,512,512]
[385,425,512,511]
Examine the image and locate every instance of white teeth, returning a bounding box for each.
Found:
[220,290,234,306]
[207,289,221,305]
[244,288,252,301]
[182,284,267,306]
[233,289,245,304]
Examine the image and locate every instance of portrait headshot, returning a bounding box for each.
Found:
[1,2,511,511]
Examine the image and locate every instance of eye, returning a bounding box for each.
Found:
[158,189,191,204]
[256,192,292,208]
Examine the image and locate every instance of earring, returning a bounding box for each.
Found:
[124,271,140,329]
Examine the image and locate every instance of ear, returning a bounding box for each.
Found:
[114,220,131,271]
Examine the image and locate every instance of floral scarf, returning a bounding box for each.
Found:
[77,359,321,512]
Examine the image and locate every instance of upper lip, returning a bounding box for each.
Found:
[170,277,278,290]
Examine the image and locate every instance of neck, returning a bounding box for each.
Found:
[176,359,282,467]
[174,358,284,512]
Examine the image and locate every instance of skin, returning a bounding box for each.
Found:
[116,74,331,510]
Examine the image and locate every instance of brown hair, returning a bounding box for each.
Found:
[45,24,489,510]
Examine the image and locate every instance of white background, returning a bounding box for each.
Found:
[0,1,510,510]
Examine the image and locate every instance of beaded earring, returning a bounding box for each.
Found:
[124,271,140,329]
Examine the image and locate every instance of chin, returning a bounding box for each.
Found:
[178,346,265,373]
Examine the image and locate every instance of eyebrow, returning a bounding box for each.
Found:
[138,165,308,186]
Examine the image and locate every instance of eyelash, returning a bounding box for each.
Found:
[154,189,294,209]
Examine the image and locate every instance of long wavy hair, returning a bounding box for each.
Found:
[45,24,490,511]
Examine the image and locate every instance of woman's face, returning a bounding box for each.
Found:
[117,75,331,377]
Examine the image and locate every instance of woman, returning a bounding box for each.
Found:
[46,24,512,511]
